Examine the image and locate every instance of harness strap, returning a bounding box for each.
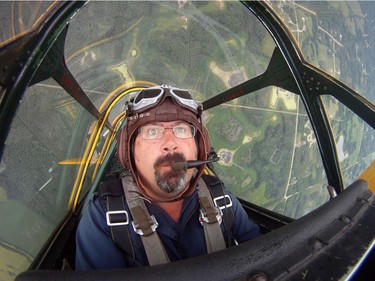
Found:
[121,177,170,265]
[202,174,235,246]
[105,195,139,266]
[197,178,226,253]
[104,174,233,265]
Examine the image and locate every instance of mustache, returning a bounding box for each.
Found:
[154,153,186,169]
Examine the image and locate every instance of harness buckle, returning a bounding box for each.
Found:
[199,208,223,225]
[213,195,233,210]
[106,210,129,226]
[132,215,159,235]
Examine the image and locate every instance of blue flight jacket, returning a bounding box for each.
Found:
[75,177,261,271]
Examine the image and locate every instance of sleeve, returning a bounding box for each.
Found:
[75,194,128,271]
[229,193,262,243]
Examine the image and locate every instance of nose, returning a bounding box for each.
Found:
[161,129,178,153]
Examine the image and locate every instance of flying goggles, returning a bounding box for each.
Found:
[127,85,201,114]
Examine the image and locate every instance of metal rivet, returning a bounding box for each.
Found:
[340,215,351,224]
[248,271,268,281]
[311,239,324,251]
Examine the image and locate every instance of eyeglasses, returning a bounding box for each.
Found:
[131,85,199,113]
[139,124,196,140]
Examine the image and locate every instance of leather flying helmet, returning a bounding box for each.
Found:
[117,85,211,197]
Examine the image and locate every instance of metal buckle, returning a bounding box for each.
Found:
[199,208,223,225]
[106,210,129,226]
[132,215,159,235]
[213,195,233,210]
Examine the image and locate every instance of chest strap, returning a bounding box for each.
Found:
[121,177,170,266]
[197,178,226,253]
[105,175,231,265]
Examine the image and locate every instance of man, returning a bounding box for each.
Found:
[75,85,261,270]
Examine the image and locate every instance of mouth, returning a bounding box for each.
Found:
[156,162,173,172]
[154,153,186,172]
[156,162,186,179]
[158,161,172,167]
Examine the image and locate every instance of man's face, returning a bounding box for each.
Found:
[133,120,198,200]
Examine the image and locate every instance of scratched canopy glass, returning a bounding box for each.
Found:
[0,78,100,280]
[0,1,58,47]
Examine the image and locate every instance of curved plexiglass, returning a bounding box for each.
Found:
[64,1,329,218]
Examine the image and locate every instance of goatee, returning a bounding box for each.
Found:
[154,153,188,193]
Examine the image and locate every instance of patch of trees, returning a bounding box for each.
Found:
[215,114,243,144]
[247,119,294,200]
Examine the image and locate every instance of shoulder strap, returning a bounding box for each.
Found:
[197,178,226,253]
[201,174,235,247]
[102,174,235,264]
[121,177,170,266]
[99,177,140,267]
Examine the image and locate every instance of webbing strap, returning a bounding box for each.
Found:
[202,174,235,247]
[121,177,170,265]
[106,195,139,266]
[197,178,226,253]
